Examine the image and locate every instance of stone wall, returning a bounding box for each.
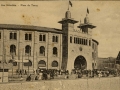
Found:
[0,77,120,90]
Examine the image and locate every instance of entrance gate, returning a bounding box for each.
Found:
[74,55,87,70]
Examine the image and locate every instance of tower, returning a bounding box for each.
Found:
[58,10,78,70]
[77,10,97,70]
[78,14,96,34]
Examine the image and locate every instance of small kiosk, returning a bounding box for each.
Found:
[0,63,10,83]
[0,69,9,83]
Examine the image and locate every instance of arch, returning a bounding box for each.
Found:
[53,47,57,56]
[74,55,87,70]
[38,60,46,67]
[24,60,32,66]
[25,45,31,55]
[52,61,58,67]
[8,60,17,66]
[10,44,16,55]
[40,46,45,56]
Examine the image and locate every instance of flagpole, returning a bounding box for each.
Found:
[68,0,69,10]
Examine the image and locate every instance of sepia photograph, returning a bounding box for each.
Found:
[0,0,120,90]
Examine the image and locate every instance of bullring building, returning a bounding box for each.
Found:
[0,9,99,73]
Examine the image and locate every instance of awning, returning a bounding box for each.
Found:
[14,60,29,63]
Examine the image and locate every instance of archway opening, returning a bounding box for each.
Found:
[74,55,87,70]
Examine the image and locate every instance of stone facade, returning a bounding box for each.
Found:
[0,26,62,72]
[97,57,115,69]
[0,9,99,72]
[59,10,98,72]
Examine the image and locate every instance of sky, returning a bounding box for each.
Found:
[0,1,120,58]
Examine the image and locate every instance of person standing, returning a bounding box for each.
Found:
[26,74,31,81]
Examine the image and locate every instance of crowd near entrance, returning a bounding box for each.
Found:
[74,55,87,70]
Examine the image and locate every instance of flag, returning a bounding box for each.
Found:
[87,8,89,14]
[69,0,72,7]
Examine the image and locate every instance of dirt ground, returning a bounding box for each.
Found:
[0,77,120,90]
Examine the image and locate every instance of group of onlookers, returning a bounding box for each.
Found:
[16,69,28,75]
[72,69,120,78]
[25,69,120,81]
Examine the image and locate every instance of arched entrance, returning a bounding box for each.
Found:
[74,55,87,70]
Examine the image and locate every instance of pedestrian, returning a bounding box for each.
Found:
[25,70,27,75]
[19,69,22,75]
[26,74,31,81]
[35,75,39,80]
[16,69,18,75]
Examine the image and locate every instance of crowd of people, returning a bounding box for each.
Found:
[16,69,28,75]
[25,68,120,81]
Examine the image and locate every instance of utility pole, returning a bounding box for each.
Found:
[22,48,24,77]
[28,47,30,76]
[2,29,6,82]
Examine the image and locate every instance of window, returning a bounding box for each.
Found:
[75,38,77,44]
[10,32,17,40]
[70,36,72,43]
[86,39,87,45]
[52,35,58,42]
[25,33,28,40]
[40,46,45,56]
[0,32,1,39]
[80,38,81,44]
[29,33,32,40]
[10,45,16,55]
[53,47,57,56]
[38,60,46,67]
[43,35,46,41]
[39,35,42,41]
[82,39,84,45]
[39,34,46,41]
[76,38,78,44]
[92,43,94,49]
[25,45,31,56]
[52,61,58,67]
[56,36,58,42]
[92,52,95,59]
[73,37,88,45]
[74,37,75,43]
[78,38,80,44]
[52,36,55,42]
[84,39,85,45]
[25,33,32,40]
[89,40,91,46]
